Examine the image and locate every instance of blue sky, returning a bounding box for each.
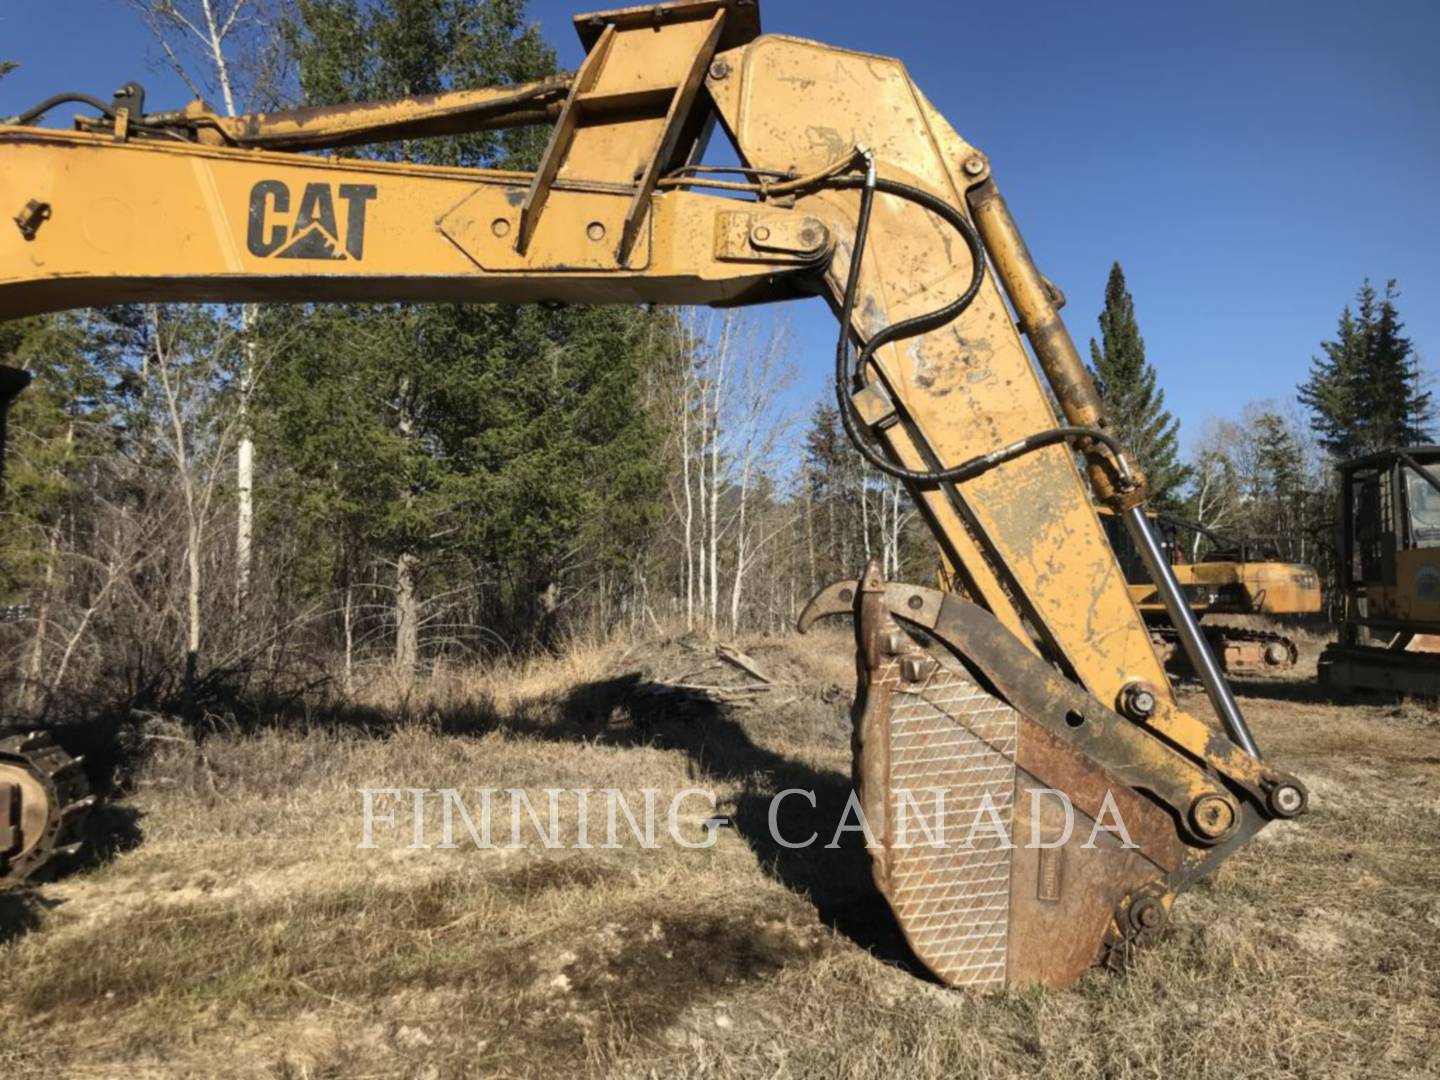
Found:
[3,0,1437,454]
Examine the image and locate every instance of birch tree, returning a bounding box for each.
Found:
[128,0,289,610]
[145,306,248,714]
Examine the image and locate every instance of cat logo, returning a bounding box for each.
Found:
[246,180,377,261]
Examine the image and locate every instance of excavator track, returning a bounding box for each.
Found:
[0,729,92,888]
[1319,638,1440,697]
[1151,623,1299,675]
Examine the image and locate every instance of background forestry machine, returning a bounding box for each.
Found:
[1101,510,1323,675]
[0,0,1309,989]
[1319,446,1440,696]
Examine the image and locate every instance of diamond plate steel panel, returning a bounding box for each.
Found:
[885,656,1018,988]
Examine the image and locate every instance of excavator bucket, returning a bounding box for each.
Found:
[801,562,1303,989]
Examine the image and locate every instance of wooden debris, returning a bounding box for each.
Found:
[714,643,773,684]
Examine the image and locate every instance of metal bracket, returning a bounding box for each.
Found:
[713,210,830,263]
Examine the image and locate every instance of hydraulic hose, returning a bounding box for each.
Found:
[828,155,1135,491]
[2,92,117,127]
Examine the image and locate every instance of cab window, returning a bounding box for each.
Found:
[1407,468,1440,549]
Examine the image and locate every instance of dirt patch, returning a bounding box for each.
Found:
[499,907,830,1064]
[563,910,826,1023]
[494,856,622,898]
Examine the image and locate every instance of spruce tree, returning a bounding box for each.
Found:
[1251,412,1303,537]
[270,0,672,652]
[802,405,852,580]
[1299,279,1432,458]
[1369,281,1432,449]
[1088,262,1188,505]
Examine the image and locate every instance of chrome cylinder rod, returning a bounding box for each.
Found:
[1122,505,1261,758]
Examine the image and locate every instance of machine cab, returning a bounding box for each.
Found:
[1339,446,1440,630]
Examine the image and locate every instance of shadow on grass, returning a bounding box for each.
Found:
[0,891,51,946]
[1225,678,1376,707]
[23,668,931,982]
[543,672,936,983]
[245,670,932,979]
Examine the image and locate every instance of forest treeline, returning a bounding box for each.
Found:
[0,1,1432,721]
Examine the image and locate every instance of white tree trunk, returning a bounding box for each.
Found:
[707,321,731,634]
[860,469,872,562]
[138,0,259,610]
[728,449,754,635]
[236,314,255,607]
[342,584,355,696]
[695,375,708,623]
[395,377,418,682]
[681,368,694,628]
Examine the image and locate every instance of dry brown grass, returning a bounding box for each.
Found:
[2,626,1438,1079]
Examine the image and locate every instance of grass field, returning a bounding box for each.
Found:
[2,627,1437,1079]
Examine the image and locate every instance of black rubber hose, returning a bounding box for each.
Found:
[3,92,117,127]
[829,170,1133,489]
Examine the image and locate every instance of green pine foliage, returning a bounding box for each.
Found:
[1299,280,1433,459]
[266,0,675,648]
[1087,262,1189,506]
[0,311,127,601]
[285,0,554,169]
[1251,411,1305,538]
[802,404,856,582]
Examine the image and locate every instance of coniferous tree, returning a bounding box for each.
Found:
[802,405,852,582]
[1298,295,1367,459]
[1369,282,1432,449]
[1251,411,1303,538]
[271,0,672,660]
[1299,280,1432,458]
[1088,262,1188,506]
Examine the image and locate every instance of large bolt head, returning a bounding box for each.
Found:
[1128,896,1167,933]
[1118,680,1159,721]
[1269,783,1306,818]
[1137,902,1162,929]
[1189,793,1239,841]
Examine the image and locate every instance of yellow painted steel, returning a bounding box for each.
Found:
[1161,562,1322,618]
[706,35,1173,710]
[168,78,571,151]
[0,129,836,317]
